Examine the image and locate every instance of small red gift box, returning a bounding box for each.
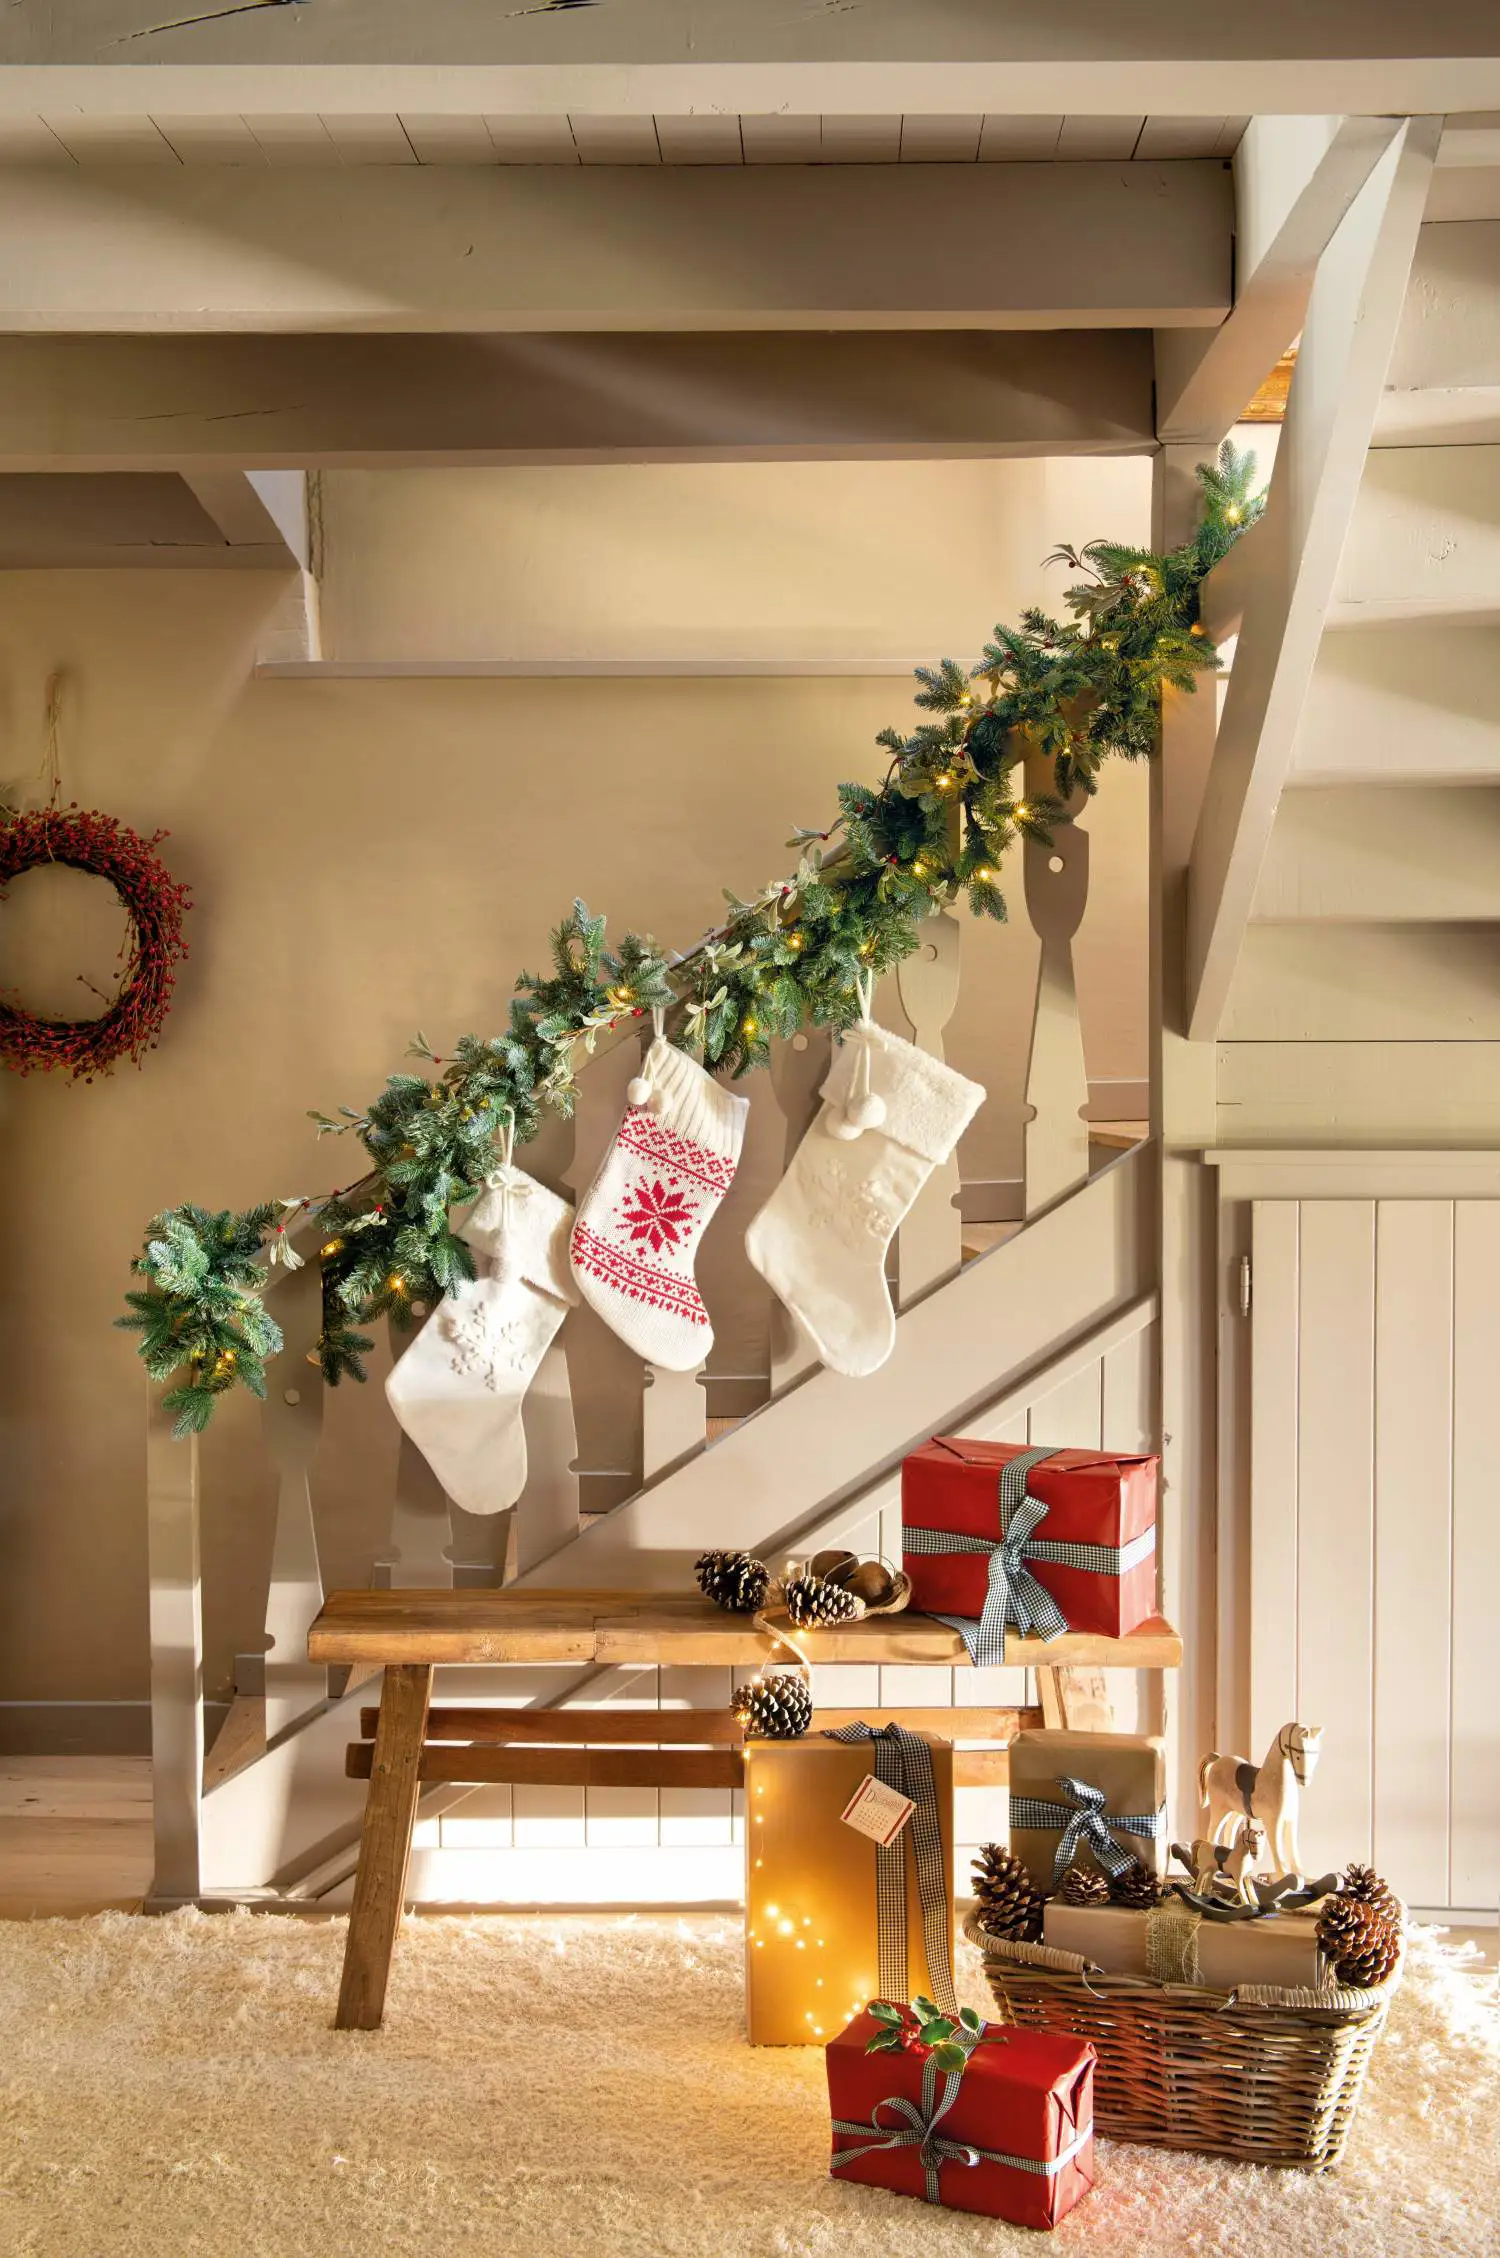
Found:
[827,2009,1095,2229]
[902,1437,1158,1640]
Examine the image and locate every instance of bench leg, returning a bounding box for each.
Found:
[1036,1665,1114,1733]
[335,1662,433,2031]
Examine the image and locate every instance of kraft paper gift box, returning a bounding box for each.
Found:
[827,2008,1095,2229]
[902,1437,1158,1647]
[743,1728,954,2046]
[1007,1729,1168,1891]
[1044,1901,1326,1992]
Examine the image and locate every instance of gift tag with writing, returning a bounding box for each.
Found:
[840,1773,916,1846]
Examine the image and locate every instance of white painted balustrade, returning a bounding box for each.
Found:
[148,865,1154,1906]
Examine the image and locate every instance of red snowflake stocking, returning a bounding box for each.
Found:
[570,1036,748,1370]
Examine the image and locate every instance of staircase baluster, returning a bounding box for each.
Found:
[563,1037,647,1521]
[1022,745,1092,1217]
[894,913,965,1303]
[146,1386,203,1903]
[377,1316,457,1588]
[259,1261,330,1737]
[766,1025,832,1387]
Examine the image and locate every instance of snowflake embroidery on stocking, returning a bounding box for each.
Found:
[802,1154,896,1250]
[618,1177,697,1255]
[440,1297,525,1392]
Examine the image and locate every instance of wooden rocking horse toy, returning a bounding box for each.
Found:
[1199,1721,1324,1880]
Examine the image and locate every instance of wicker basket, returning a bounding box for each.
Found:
[965,1913,1402,2170]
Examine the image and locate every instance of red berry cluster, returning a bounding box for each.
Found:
[0,804,192,1081]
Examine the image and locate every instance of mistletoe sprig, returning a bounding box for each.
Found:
[122,444,1261,1433]
[866,1997,988,2075]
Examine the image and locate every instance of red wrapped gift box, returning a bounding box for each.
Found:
[902,1437,1158,1640]
[827,2009,1095,2229]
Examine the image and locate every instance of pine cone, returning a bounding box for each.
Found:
[1058,1862,1111,1908]
[732,1671,812,1741]
[783,1571,862,1630]
[694,1549,771,1614]
[1341,1862,1401,1928]
[971,1844,1045,1943]
[1317,1894,1401,1988]
[1109,1858,1164,1911]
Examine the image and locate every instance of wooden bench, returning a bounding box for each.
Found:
[308,1588,1182,2030]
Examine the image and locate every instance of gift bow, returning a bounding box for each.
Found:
[823,1723,957,2016]
[832,2044,1091,2206]
[904,1445,1155,1663]
[1009,1774,1166,1884]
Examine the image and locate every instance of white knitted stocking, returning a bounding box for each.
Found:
[384,1152,576,1516]
[745,993,984,1378]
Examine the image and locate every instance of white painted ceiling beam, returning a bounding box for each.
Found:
[0,161,1229,333]
[4,2,1500,109]
[179,470,306,562]
[1155,115,1400,444]
[1184,117,1441,1041]
[0,470,290,566]
[0,330,1155,469]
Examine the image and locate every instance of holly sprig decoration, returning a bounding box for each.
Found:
[866,1997,986,2075]
[122,443,1261,1426]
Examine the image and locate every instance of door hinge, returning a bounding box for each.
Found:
[1237,1253,1252,1318]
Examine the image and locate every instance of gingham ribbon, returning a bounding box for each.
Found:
[905,1445,1156,1663]
[823,1723,957,2014]
[1009,1774,1167,1883]
[832,2041,1092,2206]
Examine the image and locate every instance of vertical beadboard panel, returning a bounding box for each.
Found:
[1451,1202,1500,1909]
[1372,1202,1453,1904]
[1295,1201,1377,1875]
[1249,1202,1300,1758]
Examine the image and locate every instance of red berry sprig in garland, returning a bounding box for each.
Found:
[0,805,191,1081]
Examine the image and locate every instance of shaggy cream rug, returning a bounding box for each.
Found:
[0,1911,1492,2258]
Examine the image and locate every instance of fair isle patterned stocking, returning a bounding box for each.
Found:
[570,1034,748,1370]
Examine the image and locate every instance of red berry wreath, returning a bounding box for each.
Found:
[0,805,191,1080]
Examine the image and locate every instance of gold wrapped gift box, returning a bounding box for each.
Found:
[743,1733,955,2046]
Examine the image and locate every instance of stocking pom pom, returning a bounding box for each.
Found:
[626,1075,653,1108]
[845,1091,886,1132]
[827,1112,863,1141]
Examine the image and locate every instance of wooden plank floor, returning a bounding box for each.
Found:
[0,1756,153,1916]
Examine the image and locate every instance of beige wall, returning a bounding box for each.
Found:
[0,457,1152,1732]
[320,458,1150,663]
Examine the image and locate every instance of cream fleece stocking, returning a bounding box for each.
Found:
[745,984,984,1378]
[385,1137,577,1516]
[570,1026,748,1371]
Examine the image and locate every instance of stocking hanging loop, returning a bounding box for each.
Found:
[626,1006,666,1109]
[830,971,886,1140]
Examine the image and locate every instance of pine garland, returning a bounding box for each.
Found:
[120,444,1262,1434]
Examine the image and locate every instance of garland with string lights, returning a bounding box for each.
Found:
[120,443,1262,1435]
